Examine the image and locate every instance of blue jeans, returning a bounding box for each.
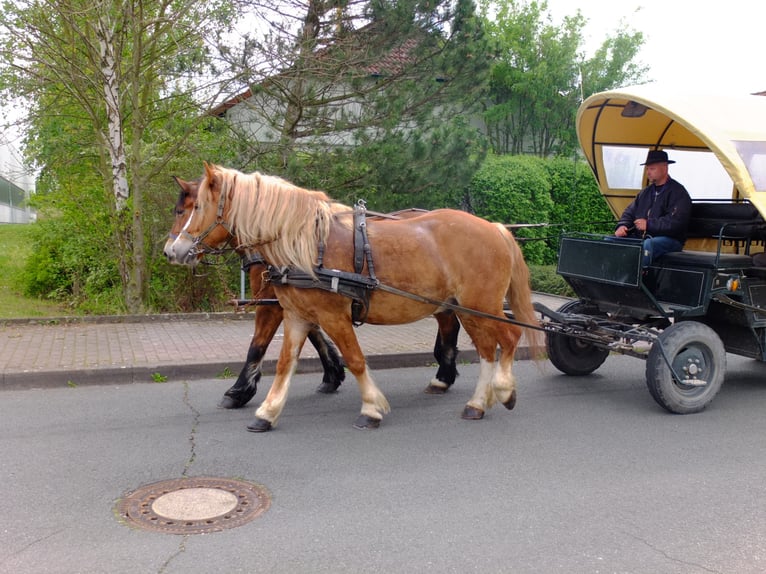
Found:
[642,236,683,267]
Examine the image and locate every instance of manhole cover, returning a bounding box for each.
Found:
[116,477,270,535]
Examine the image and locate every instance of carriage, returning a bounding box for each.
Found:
[166,86,766,430]
[537,85,766,414]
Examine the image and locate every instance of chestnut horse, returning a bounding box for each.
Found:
[166,163,540,431]
[165,177,462,409]
[165,177,344,408]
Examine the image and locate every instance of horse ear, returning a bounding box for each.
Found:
[173,175,195,193]
[203,161,216,183]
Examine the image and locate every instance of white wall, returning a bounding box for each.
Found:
[0,136,35,223]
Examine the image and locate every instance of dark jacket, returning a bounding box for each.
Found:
[615,177,692,242]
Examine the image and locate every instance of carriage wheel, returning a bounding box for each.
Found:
[645,321,725,414]
[546,300,610,376]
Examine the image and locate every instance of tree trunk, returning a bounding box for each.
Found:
[98,13,144,313]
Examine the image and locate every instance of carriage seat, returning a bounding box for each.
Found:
[686,201,765,240]
[657,250,753,270]
[652,202,764,271]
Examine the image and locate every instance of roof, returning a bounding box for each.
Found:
[576,84,766,219]
[209,34,423,118]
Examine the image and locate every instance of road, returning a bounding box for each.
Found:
[3,355,766,573]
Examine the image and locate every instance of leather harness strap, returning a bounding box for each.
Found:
[266,200,379,326]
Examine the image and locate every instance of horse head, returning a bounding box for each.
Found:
[165,162,234,266]
[163,175,198,263]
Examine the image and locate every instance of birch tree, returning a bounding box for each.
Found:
[0,0,235,312]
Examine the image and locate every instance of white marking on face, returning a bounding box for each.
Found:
[168,206,196,258]
[181,207,195,233]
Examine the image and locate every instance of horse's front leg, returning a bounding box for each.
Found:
[425,311,461,394]
[219,305,283,409]
[247,316,311,432]
[318,318,390,429]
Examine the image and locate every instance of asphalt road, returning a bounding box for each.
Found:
[3,355,766,574]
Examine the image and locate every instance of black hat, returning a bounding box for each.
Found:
[641,150,675,165]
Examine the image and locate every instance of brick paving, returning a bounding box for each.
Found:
[0,293,570,389]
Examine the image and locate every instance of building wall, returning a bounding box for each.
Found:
[0,137,35,224]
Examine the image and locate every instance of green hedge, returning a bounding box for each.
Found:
[466,154,614,265]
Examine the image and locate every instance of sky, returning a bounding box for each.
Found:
[3,0,764,149]
[544,0,766,94]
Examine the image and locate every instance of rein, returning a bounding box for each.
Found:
[182,182,540,331]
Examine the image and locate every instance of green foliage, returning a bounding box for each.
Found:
[479,0,646,156]
[529,264,575,297]
[20,168,126,312]
[467,154,554,264]
[467,153,614,264]
[0,0,642,316]
[226,0,491,213]
[344,115,488,212]
[547,156,615,234]
[0,0,240,313]
[0,224,69,318]
[217,367,235,379]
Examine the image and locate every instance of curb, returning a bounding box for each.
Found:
[0,347,547,390]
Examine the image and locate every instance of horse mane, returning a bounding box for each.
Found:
[199,165,349,274]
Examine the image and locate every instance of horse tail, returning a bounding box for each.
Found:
[495,223,544,359]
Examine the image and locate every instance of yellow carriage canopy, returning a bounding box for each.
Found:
[576,85,766,221]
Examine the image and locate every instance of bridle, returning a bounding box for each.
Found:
[170,176,237,258]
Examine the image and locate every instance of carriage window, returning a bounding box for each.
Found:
[733,140,766,192]
[602,147,646,190]
[662,149,733,199]
[602,146,733,200]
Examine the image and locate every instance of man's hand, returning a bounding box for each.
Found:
[634,218,647,232]
[615,225,629,237]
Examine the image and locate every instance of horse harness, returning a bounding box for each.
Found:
[247,202,541,332]
[266,200,381,326]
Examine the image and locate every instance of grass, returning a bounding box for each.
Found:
[0,223,571,320]
[0,224,71,319]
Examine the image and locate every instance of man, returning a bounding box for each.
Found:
[614,149,692,266]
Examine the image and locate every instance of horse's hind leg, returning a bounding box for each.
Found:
[309,328,346,394]
[491,322,523,410]
[425,311,460,394]
[219,304,283,409]
[458,315,522,420]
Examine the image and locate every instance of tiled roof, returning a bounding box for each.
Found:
[362,37,419,76]
[209,34,422,117]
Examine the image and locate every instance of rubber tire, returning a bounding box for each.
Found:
[646,321,725,414]
[546,300,610,376]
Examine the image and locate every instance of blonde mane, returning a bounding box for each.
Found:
[198,165,349,273]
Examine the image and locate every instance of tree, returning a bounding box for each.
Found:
[0,0,238,312]
[216,0,492,209]
[479,0,646,157]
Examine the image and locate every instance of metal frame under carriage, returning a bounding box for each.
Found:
[535,203,766,414]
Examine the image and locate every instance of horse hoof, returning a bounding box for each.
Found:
[316,381,340,394]
[503,390,517,410]
[218,396,246,409]
[424,383,448,395]
[246,418,273,433]
[353,415,381,430]
[461,406,484,420]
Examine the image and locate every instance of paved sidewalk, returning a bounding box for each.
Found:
[0,293,570,389]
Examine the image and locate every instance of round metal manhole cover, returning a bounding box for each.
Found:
[115,477,270,535]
